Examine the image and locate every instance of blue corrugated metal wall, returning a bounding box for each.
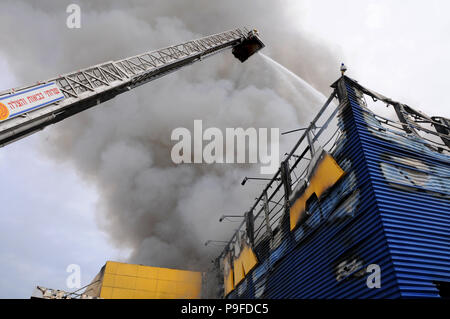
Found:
[343,79,450,298]
[227,77,449,299]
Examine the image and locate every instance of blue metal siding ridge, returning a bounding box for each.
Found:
[343,78,450,298]
[228,78,401,298]
[227,76,449,299]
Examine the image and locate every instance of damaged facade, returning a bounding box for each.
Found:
[215,75,450,299]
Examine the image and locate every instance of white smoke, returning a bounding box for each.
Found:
[0,0,339,270]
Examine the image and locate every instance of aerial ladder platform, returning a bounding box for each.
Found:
[0,28,264,147]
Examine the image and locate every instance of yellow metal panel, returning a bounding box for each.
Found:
[99,261,202,299]
[232,243,258,286]
[290,153,345,230]
[173,269,187,282]
[158,267,177,281]
[233,259,245,285]
[104,261,119,274]
[134,290,157,299]
[135,277,158,292]
[241,245,258,274]
[191,287,201,299]
[114,275,136,290]
[289,190,313,231]
[157,292,176,299]
[99,286,113,299]
[102,273,115,287]
[137,265,158,279]
[111,288,135,299]
[175,282,190,296]
[176,282,201,298]
[157,280,177,294]
[116,263,139,277]
[176,270,202,284]
[191,273,202,284]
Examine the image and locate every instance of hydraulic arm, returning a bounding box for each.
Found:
[0,28,264,147]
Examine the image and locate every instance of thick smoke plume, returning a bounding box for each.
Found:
[0,0,339,270]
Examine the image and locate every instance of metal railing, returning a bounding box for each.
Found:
[217,75,450,266]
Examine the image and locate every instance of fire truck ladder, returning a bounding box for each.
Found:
[0,28,264,147]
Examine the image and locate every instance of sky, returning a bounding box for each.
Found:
[0,57,131,298]
[299,0,450,117]
[0,1,449,298]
